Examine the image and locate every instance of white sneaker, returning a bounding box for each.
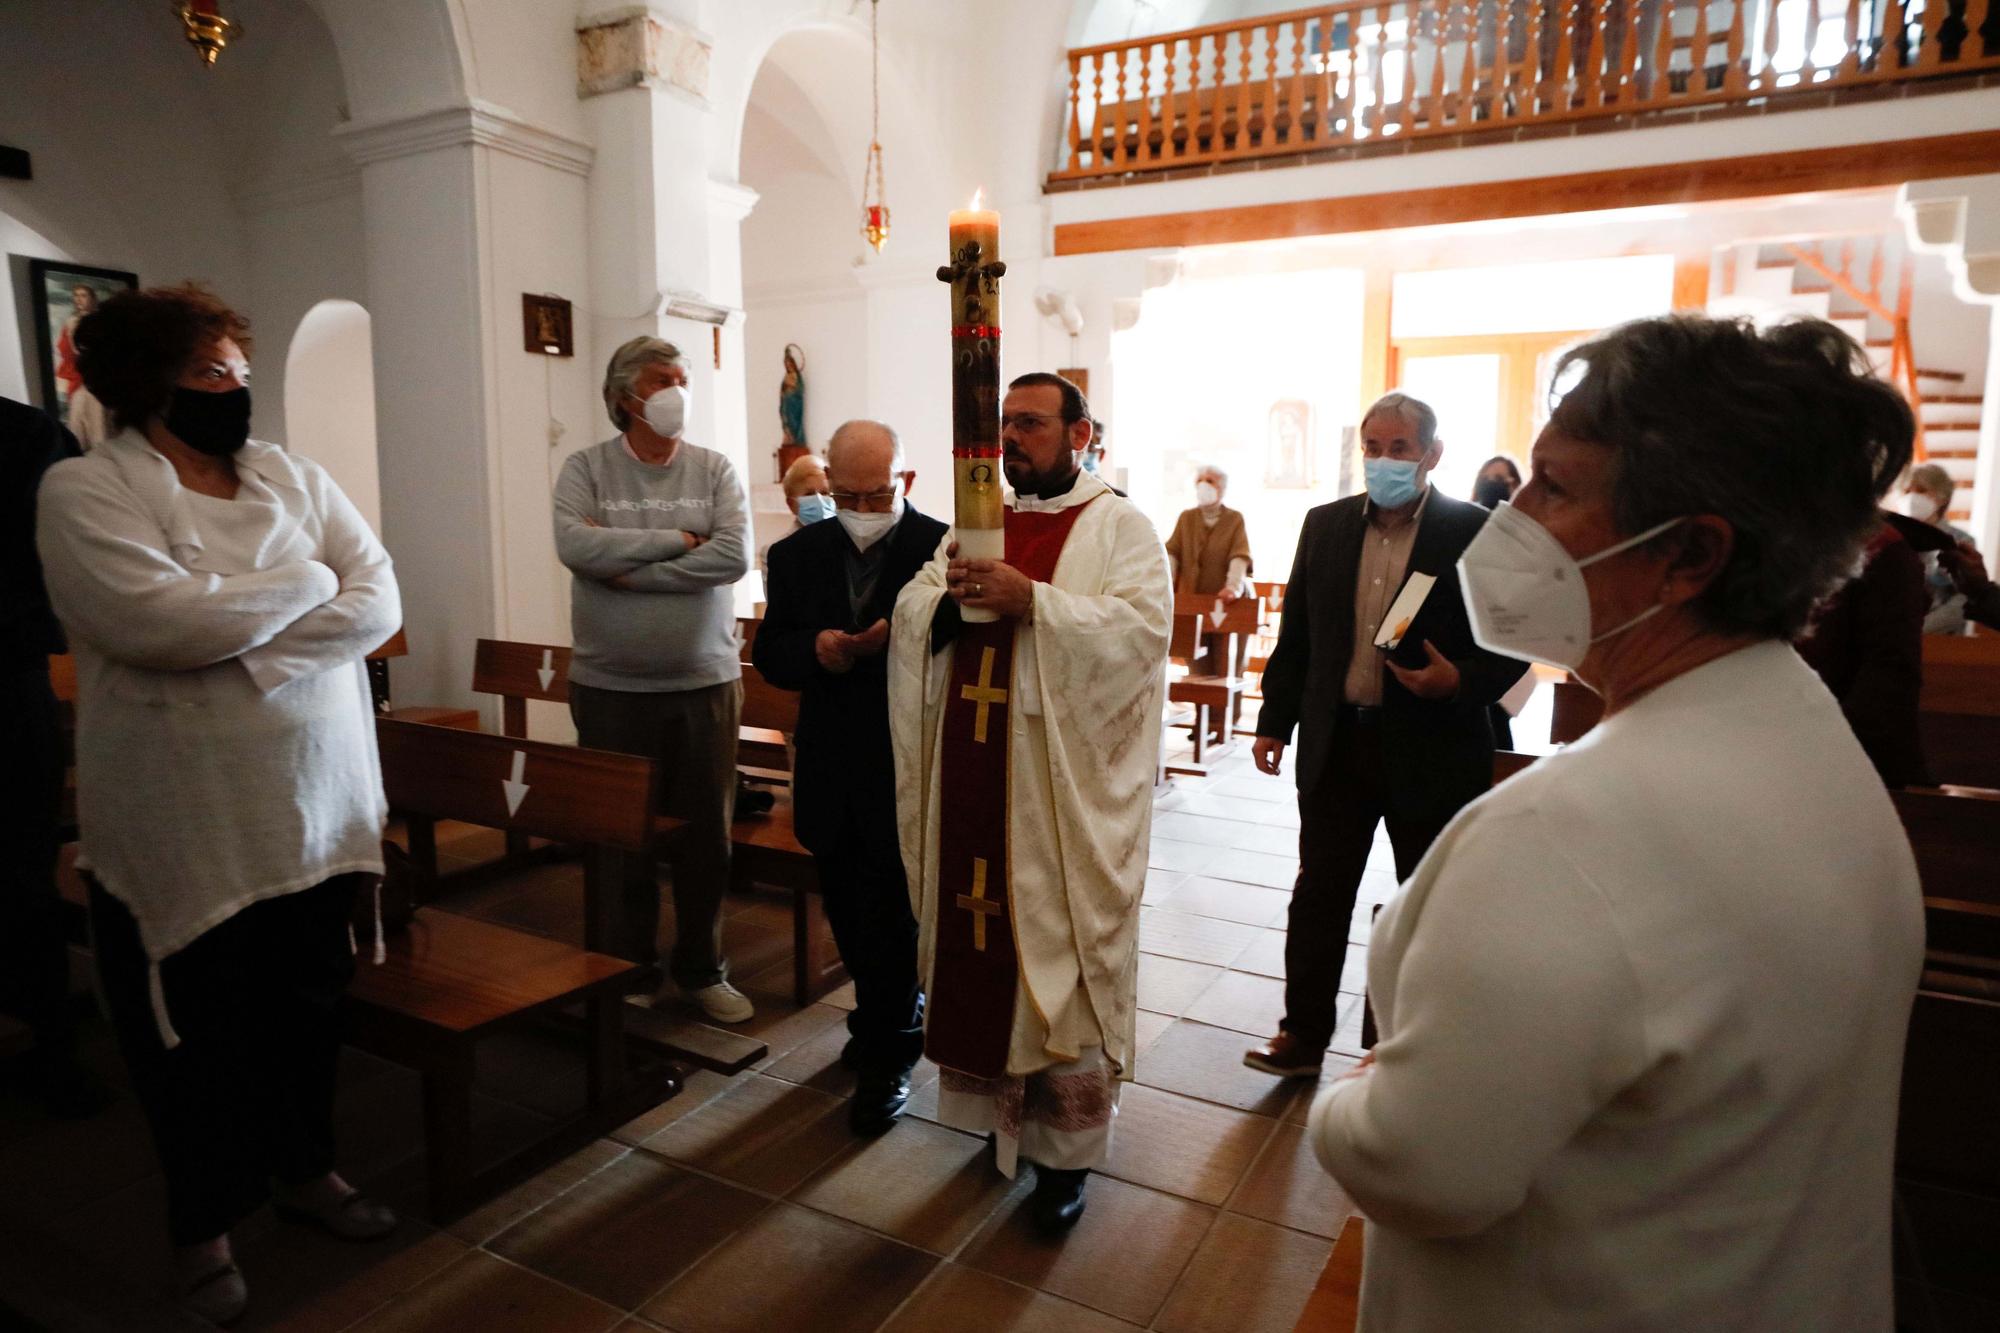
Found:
[686,981,755,1024]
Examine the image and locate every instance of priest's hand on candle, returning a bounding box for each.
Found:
[949,555,1034,621]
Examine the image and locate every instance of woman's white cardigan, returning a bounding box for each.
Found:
[36,431,399,1046]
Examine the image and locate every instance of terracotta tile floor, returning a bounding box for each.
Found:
[0,715,1385,1331]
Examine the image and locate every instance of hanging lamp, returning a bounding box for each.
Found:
[173,1,242,68]
[860,0,890,253]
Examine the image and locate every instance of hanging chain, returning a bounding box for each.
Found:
[861,0,889,250]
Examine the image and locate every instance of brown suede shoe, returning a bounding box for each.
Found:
[1243,1032,1324,1078]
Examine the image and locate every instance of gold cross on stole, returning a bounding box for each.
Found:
[956,857,1001,951]
[959,646,1008,744]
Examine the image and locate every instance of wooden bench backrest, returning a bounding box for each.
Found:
[1170,594,1261,665]
[1549,680,1604,745]
[1492,750,1537,785]
[375,716,654,852]
[1894,786,2000,914]
[1920,712,2000,791]
[472,638,573,737]
[1922,635,2000,716]
[739,661,800,735]
[367,628,409,661]
[737,617,761,660]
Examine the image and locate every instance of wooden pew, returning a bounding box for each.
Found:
[1549,679,1604,745]
[735,624,794,779]
[1167,592,1262,771]
[470,638,574,861]
[368,628,480,730]
[355,717,719,1219]
[1918,635,2000,790]
[1890,786,2000,1196]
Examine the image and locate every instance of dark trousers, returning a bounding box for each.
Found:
[810,820,923,1076]
[0,667,74,1057]
[1282,721,1454,1052]
[570,678,739,987]
[90,876,360,1245]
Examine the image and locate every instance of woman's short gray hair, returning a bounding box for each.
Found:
[1548,315,1913,640]
[603,336,686,430]
[1363,392,1439,449]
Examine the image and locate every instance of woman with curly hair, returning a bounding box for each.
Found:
[36,284,401,1325]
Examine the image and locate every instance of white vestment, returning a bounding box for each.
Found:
[889,470,1171,1081]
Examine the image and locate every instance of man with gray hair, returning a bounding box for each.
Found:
[554,335,754,1024]
[752,420,944,1135]
[1245,391,1526,1078]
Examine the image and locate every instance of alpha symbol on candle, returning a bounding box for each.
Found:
[956,857,1001,951]
[960,648,1007,744]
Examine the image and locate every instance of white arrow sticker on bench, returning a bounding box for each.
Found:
[502,749,531,817]
[537,649,554,691]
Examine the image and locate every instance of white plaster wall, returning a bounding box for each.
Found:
[285,299,383,530]
[743,286,871,471]
[0,2,251,408]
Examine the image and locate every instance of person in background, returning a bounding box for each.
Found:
[38,286,402,1325]
[1471,455,1529,745]
[1,395,108,1120]
[1795,519,1931,787]
[1311,315,1921,1331]
[1897,462,1974,634]
[554,336,754,1025]
[756,452,832,580]
[1248,393,1526,1080]
[1940,539,2000,630]
[1471,455,1521,510]
[1163,464,1252,602]
[753,420,942,1137]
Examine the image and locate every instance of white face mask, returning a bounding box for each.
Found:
[634,384,690,439]
[837,495,905,550]
[1897,490,1941,523]
[1195,481,1220,508]
[1457,501,1685,672]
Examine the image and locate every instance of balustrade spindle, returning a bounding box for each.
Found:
[1723,0,1750,93]
[1113,47,1130,166]
[1136,39,1155,167]
[1374,4,1393,133]
[1617,0,1642,101]
[1867,239,1886,307]
[1839,0,1862,74]
[1555,0,1579,110]
[1267,21,1289,144]
[1092,53,1109,166]
[1427,0,1452,126]
[1761,0,1785,87]
[1584,0,1610,107]
[1188,34,1209,158]
[1888,0,1911,71]
[1801,0,1824,78]
[1291,18,1311,143]
[1460,0,1481,123]
[1966,0,1993,63]
[1213,27,1230,151]
[1394,4,1416,133]
[1162,38,1180,159]
[1335,10,1360,141]
[1519,0,1545,117]
[1918,0,1945,66]
[1066,55,1083,173]
[1651,0,1677,102]
[1691,0,1713,92]
[1232,25,1248,148]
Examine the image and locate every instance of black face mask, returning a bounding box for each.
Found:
[1472,476,1513,510]
[162,385,252,457]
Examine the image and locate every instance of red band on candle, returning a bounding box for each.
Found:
[952,445,1003,457]
[949,325,1001,339]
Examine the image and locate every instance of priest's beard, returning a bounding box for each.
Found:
[1003,449,1081,500]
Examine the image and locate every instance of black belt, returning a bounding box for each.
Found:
[1336,704,1384,727]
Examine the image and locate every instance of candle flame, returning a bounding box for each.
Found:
[969,187,985,211]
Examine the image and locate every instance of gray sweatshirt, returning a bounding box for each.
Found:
[554,435,748,692]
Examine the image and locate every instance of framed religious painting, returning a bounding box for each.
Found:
[24,259,137,426]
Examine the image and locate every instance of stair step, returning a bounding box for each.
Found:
[1926,449,1979,460]
[1918,368,1968,383]
[1923,395,1985,405]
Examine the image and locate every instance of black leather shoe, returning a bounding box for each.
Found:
[849,1067,912,1137]
[1031,1166,1088,1235]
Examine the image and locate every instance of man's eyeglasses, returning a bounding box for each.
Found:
[1001,412,1061,433]
[830,489,901,512]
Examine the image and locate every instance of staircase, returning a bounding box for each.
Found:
[1709,236,1983,526]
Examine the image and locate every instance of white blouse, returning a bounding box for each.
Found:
[38,431,399,1044]
[1310,641,1923,1331]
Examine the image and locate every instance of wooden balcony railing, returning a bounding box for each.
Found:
[1053,0,2000,183]
[1782,235,1929,456]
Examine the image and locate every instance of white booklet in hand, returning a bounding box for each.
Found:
[1372,572,1437,651]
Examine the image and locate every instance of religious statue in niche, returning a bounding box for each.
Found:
[776,342,808,481]
[1265,398,1314,489]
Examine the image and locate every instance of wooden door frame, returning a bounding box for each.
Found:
[1388,331,1593,463]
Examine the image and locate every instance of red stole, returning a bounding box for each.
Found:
[925,497,1098,1079]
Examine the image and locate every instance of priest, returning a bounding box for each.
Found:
[889,372,1171,1235]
